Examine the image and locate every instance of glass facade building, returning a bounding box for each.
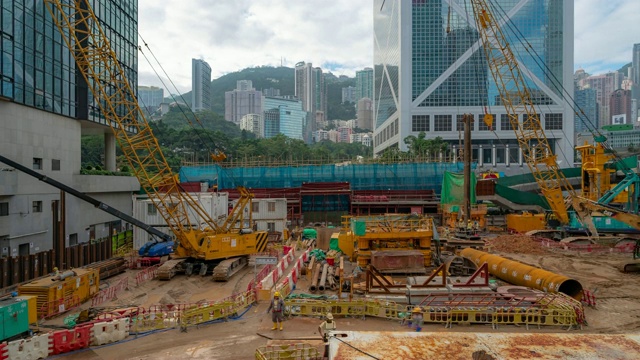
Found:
[192,58,211,111]
[263,96,307,140]
[355,67,373,101]
[0,0,138,123]
[373,0,575,166]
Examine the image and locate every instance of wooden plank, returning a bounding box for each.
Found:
[0,258,7,288]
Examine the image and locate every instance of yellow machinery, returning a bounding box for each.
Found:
[442,204,487,231]
[18,269,99,319]
[470,0,576,225]
[43,0,268,280]
[577,142,631,204]
[505,212,546,234]
[338,215,433,268]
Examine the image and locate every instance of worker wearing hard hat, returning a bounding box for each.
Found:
[410,307,424,332]
[318,313,337,358]
[266,291,285,330]
[53,267,60,276]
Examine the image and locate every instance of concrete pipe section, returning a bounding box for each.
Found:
[460,248,583,300]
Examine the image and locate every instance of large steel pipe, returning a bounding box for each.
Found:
[460,248,583,299]
[318,263,329,291]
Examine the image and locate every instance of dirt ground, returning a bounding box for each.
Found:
[48,248,640,360]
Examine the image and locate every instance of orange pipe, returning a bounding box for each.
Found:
[460,248,583,300]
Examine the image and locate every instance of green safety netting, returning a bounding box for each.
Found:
[440,171,476,205]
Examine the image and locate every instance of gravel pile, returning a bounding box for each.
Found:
[486,234,549,255]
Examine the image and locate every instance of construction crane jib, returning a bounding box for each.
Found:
[42,0,259,258]
[469,1,575,224]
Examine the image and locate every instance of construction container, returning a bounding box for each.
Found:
[506,213,546,233]
[18,268,100,319]
[371,250,425,272]
[1,295,31,341]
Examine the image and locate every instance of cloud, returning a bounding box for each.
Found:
[574,0,640,74]
[137,0,639,95]
[138,0,373,94]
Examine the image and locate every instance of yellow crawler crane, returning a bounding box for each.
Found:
[469,0,576,225]
[43,0,268,280]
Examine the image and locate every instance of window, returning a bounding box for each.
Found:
[69,233,78,246]
[479,114,495,131]
[456,115,465,131]
[147,203,157,215]
[0,202,8,216]
[32,201,43,213]
[33,157,42,170]
[268,202,276,212]
[523,115,540,131]
[52,159,60,171]
[502,114,518,131]
[434,115,452,132]
[252,202,259,212]
[412,115,429,132]
[545,113,563,130]
[267,222,276,232]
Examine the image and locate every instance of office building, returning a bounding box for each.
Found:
[225,80,263,125]
[342,86,356,104]
[239,114,264,138]
[355,67,374,101]
[138,86,164,112]
[372,0,575,166]
[580,72,624,126]
[263,97,307,140]
[610,89,632,125]
[0,1,139,257]
[191,58,211,111]
[632,43,640,117]
[574,88,598,135]
[357,98,374,131]
[294,62,326,140]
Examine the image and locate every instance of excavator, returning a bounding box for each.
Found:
[469,0,640,271]
[43,0,269,281]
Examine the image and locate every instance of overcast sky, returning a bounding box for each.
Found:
[137,0,640,94]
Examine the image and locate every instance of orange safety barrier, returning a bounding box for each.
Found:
[0,342,7,360]
[135,264,160,285]
[247,264,273,293]
[50,325,91,355]
[92,277,129,307]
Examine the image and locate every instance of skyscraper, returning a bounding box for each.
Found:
[355,67,374,101]
[373,0,575,166]
[632,43,640,121]
[581,72,624,126]
[574,88,598,135]
[138,86,164,112]
[295,62,326,139]
[192,59,211,111]
[224,80,263,125]
[0,0,139,257]
[263,97,307,140]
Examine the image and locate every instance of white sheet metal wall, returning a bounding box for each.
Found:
[248,198,287,233]
[132,192,229,250]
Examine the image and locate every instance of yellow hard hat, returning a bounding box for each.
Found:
[412,307,422,313]
[274,291,281,297]
[53,267,58,271]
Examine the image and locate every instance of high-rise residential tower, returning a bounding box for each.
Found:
[0,0,139,257]
[372,0,575,166]
[138,86,164,112]
[294,62,326,140]
[355,67,374,102]
[632,43,640,121]
[225,80,263,125]
[192,58,212,111]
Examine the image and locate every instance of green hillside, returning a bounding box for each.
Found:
[177,66,355,120]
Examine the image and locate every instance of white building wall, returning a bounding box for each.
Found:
[132,192,229,250]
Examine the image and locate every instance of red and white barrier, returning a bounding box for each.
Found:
[91,277,129,307]
[259,248,295,290]
[135,264,160,285]
[6,334,50,360]
[539,239,636,253]
[274,248,311,298]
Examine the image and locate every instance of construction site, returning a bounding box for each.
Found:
[2,1,640,360]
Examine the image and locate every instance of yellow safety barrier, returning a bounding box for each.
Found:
[282,295,582,329]
[255,344,320,360]
[180,291,255,329]
[129,311,180,333]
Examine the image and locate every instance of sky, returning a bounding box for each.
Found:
[137,0,640,94]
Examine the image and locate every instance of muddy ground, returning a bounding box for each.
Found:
[48,249,640,360]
